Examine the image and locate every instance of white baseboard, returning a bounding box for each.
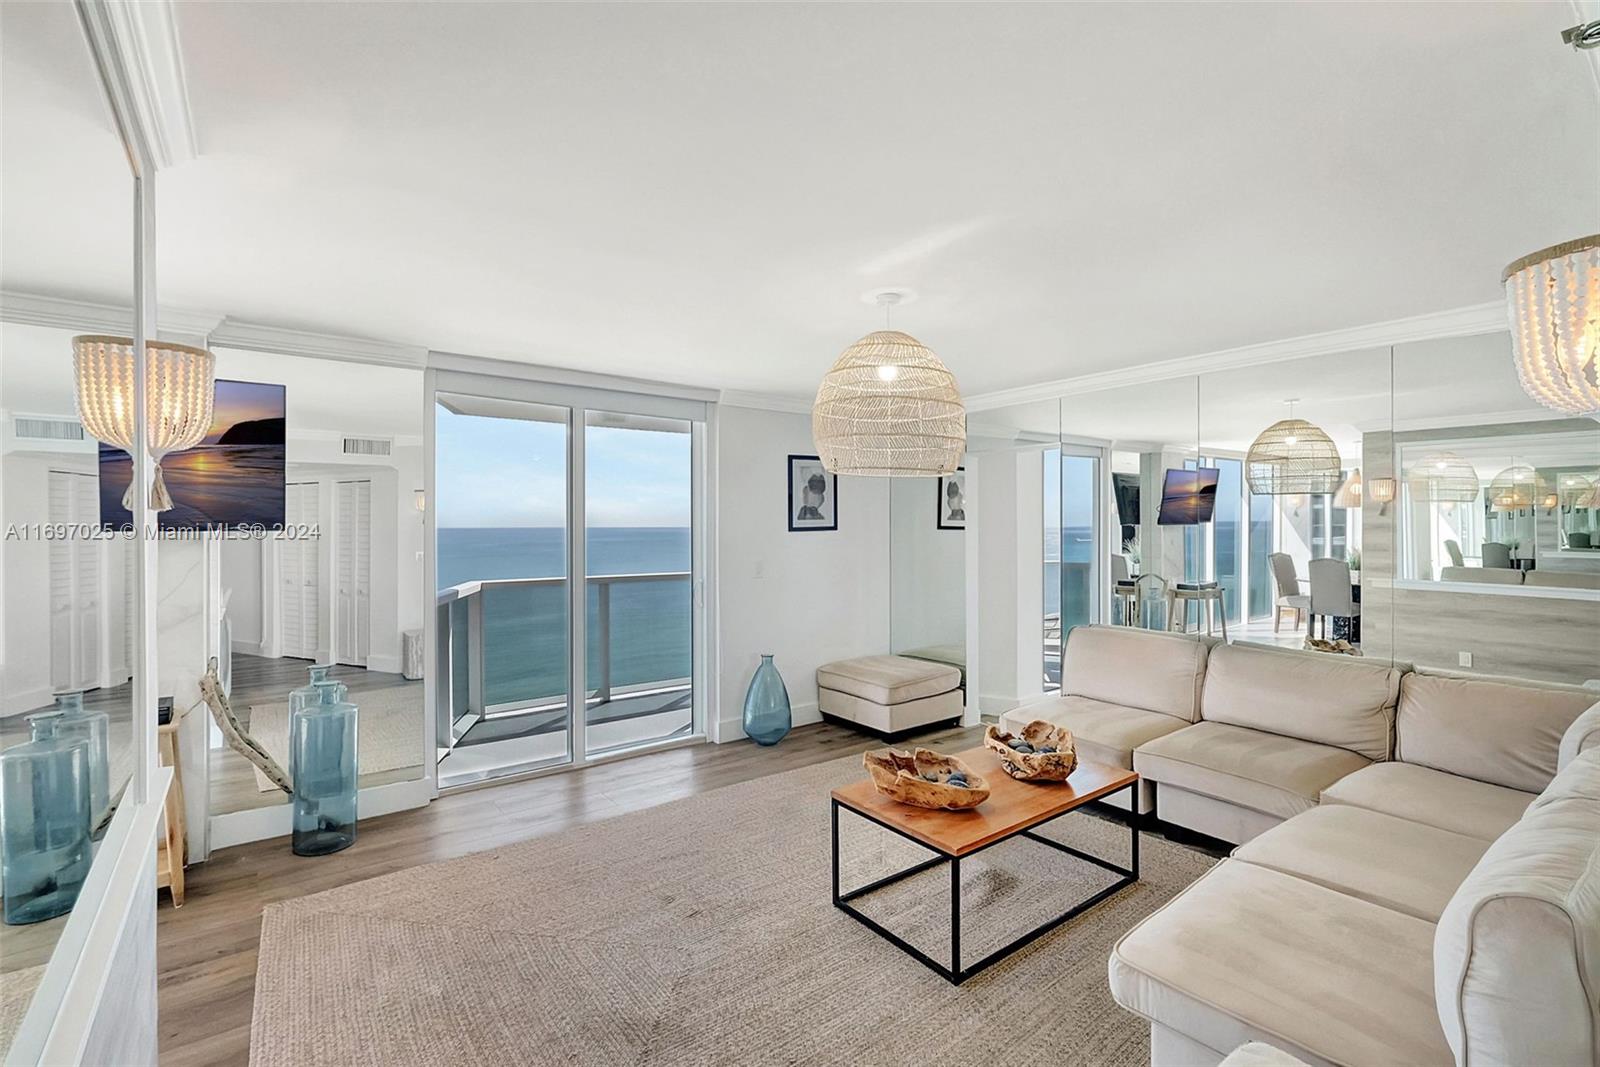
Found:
[207,777,433,852]
[978,692,1025,717]
[230,638,265,657]
[715,700,820,744]
[1,684,55,717]
[366,652,402,674]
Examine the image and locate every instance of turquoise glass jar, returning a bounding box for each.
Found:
[52,692,110,830]
[290,680,358,857]
[0,711,93,924]
[289,664,346,715]
[741,654,791,746]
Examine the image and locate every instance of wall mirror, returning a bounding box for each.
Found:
[0,0,137,1053]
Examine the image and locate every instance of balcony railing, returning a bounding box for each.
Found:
[435,572,691,748]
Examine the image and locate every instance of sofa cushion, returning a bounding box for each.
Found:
[1000,694,1191,770]
[1396,670,1596,793]
[1320,762,1533,842]
[1061,625,1211,723]
[1199,643,1399,761]
[1231,805,1488,922]
[1560,699,1600,771]
[1109,860,1453,1067]
[1434,749,1600,1067]
[814,655,959,705]
[1134,721,1370,822]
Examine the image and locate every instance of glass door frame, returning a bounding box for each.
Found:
[425,364,711,788]
[1048,438,1110,688]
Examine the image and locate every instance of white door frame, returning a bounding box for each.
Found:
[426,365,713,789]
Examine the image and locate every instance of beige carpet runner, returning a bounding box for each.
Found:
[251,753,1215,1066]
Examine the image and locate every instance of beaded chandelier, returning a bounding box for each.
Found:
[1503,234,1600,416]
[813,297,964,476]
[73,335,215,512]
[1244,401,1341,495]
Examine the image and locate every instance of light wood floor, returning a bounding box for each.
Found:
[156,719,984,1066]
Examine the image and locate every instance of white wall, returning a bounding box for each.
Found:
[714,405,890,740]
[220,536,263,652]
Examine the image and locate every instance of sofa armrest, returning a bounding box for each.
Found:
[1557,699,1600,771]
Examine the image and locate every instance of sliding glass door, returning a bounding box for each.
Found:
[431,374,706,788]
[1044,445,1103,689]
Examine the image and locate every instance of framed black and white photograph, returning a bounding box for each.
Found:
[788,454,837,531]
[937,467,967,530]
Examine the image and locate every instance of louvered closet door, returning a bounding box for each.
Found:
[48,470,101,692]
[335,480,371,667]
[280,482,321,659]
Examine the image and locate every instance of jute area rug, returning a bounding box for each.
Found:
[250,753,1216,1066]
[247,686,424,792]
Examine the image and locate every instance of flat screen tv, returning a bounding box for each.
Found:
[99,380,286,530]
[1157,467,1219,525]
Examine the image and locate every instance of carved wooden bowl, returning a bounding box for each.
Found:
[984,721,1078,781]
[862,747,990,810]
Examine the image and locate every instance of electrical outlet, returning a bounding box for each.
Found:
[1458,651,1472,668]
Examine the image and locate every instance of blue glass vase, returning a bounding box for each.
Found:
[1,711,93,924]
[290,680,358,857]
[51,692,109,830]
[742,654,791,746]
[289,664,346,715]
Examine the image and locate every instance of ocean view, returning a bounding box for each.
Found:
[439,527,691,707]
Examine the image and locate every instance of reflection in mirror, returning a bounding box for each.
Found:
[207,354,426,817]
[967,399,1061,712]
[0,0,134,1049]
[889,475,965,692]
[1194,347,1394,665]
[1386,333,1600,684]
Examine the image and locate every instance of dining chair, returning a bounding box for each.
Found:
[1110,554,1137,625]
[1444,539,1465,567]
[1481,542,1513,569]
[1308,557,1359,640]
[1269,552,1310,633]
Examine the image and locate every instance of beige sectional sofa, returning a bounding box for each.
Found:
[1004,625,1600,1065]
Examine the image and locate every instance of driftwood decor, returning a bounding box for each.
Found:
[984,721,1078,781]
[1304,637,1362,657]
[862,747,989,810]
[199,657,293,794]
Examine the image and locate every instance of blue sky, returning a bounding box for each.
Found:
[435,407,690,527]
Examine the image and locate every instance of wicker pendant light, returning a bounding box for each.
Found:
[812,293,964,477]
[73,334,215,512]
[1503,234,1600,416]
[1487,464,1548,512]
[1244,400,1341,495]
[1332,468,1363,508]
[1406,452,1481,504]
[1559,472,1596,509]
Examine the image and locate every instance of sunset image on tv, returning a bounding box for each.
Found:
[99,380,286,529]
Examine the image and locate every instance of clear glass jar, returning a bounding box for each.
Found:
[290,680,358,857]
[51,691,110,830]
[1,711,93,924]
[288,664,347,716]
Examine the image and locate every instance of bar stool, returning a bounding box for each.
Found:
[1168,582,1228,640]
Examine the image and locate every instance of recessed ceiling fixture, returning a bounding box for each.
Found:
[812,291,965,477]
[1406,451,1480,504]
[73,335,216,512]
[1244,400,1341,495]
[1503,234,1600,415]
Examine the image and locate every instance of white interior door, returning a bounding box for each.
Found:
[336,480,371,667]
[48,470,101,693]
[280,481,321,659]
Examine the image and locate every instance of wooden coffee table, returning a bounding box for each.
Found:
[831,745,1138,985]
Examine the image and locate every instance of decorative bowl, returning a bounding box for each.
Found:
[983,721,1078,781]
[862,747,989,810]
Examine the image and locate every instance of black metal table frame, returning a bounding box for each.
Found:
[830,780,1139,986]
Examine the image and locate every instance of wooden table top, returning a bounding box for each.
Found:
[831,746,1138,857]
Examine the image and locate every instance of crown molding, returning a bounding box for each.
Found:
[717,389,814,415]
[211,321,427,368]
[964,301,1508,412]
[0,291,220,338]
[101,0,196,169]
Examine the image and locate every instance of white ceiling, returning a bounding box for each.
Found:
[3,3,1598,399]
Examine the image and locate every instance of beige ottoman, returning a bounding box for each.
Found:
[816,655,963,736]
